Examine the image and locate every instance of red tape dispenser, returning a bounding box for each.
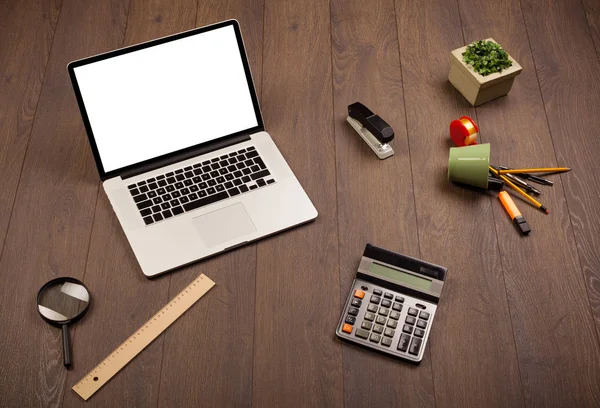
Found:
[450,116,479,147]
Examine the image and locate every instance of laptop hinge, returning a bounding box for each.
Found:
[121,134,251,180]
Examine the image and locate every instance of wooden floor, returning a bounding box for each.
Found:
[1,0,600,406]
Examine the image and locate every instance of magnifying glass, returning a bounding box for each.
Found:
[37,277,90,368]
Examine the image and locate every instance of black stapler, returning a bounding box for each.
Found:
[347,102,395,159]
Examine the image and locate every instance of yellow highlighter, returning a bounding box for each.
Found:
[499,191,531,235]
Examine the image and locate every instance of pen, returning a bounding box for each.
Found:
[498,167,571,175]
[501,172,542,195]
[498,166,553,186]
[498,191,531,235]
[489,167,549,214]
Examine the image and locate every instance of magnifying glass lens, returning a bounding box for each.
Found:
[37,278,90,368]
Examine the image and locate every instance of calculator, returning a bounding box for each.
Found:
[336,244,447,363]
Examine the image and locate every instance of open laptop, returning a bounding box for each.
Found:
[68,20,317,277]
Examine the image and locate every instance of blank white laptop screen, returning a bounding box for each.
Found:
[72,25,258,173]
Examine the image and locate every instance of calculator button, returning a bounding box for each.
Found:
[384,292,393,300]
[345,316,356,325]
[364,312,375,321]
[389,311,400,320]
[354,290,365,299]
[414,328,425,338]
[351,299,362,308]
[416,319,427,329]
[397,333,411,352]
[408,307,418,317]
[387,319,398,329]
[373,289,383,296]
[392,302,403,312]
[381,337,392,347]
[367,304,378,313]
[395,296,405,303]
[361,321,373,330]
[370,333,381,343]
[402,324,413,334]
[376,316,387,325]
[384,328,395,338]
[381,299,392,308]
[405,316,416,325]
[356,329,369,339]
[378,308,389,317]
[342,324,353,334]
[348,307,359,316]
[373,324,384,334]
[420,311,430,320]
[370,295,381,304]
[409,337,422,355]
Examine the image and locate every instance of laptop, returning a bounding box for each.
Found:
[68,20,317,277]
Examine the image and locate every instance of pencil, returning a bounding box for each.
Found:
[502,172,542,195]
[498,167,571,175]
[489,167,549,214]
[498,166,553,186]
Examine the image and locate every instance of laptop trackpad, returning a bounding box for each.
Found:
[192,203,257,248]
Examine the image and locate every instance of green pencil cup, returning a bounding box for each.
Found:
[448,143,491,188]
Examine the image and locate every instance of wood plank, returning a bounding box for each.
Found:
[520,0,600,404]
[60,1,196,406]
[0,0,61,258]
[0,0,129,406]
[459,1,600,406]
[394,1,525,406]
[253,0,343,406]
[581,0,600,60]
[157,2,263,406]
[330,0,435,406]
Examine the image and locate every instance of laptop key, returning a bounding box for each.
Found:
[242,168,252,175]
[170,199,180,206]
[245,159,254,167]
[157,187,166,195]
[251,170,271,180]
[202,166,211,173]
[237,153,246,160]
[166,172,174,177]
[176,174,185,181]
[189,193,198,200]
[171,206,183,215]
[228,187,240,196]
[166,185,175,192]
[254,157,266,169]
[183,191,229,212]
[137,200,153,210]
[130,188,140,196]
[225,174,234,181]
[199,182,207,189]
[153,197,162,204]
[147,191,157,199]
[249,185,257,190]
[175,169,183,174]
[193,163,202,168]
[128,184,137,190]
[193,169,202,176]
[242,176,251,183]
[247,146,256,151]
[250,165,260,173]
[181,188,190,195]
[163,193,172,201]
[172,191,181,198]
[184,171,193,178]
[148,182,158,190]
[256,179,266,187]
[224,181,233,189]
[162,210,173,219]
[151,205,161,213]
[236,163,245,170]
[266,179,275,184]
[239,185,249,193]
[167,177,176,184]
[228,157,238,164]
[211,163,220,170]
[140,208,152,217]
[210,170,219,178]
[207,187,216,195]
[143,216,154,225]
[219,160,229,168]
[184,179,192,186]
[233,179,242,186]
[133,193,147,203]
[233,170,243,178]
[199,190,207,198]
[158,179,167,187]
[140,185,149,193]
[153,213,163,222]
[201,174,210,181]
[192,176,201,183]
[161,202,170,210]
[246,150,259,158]
[216,185,225,192]
[208,179,216,187]
[175,182,183,189]
[216,176,225,183]
[219,168,228,175]
[190,185,199,192]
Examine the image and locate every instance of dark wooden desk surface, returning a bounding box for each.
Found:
[2,0,600,406]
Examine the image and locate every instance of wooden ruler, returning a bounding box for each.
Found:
[72,274,215,401]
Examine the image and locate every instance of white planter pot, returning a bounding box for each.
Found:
[448,38,522,106]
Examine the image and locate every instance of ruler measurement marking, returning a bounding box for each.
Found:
[72,274,215,400]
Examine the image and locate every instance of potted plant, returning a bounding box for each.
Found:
[448,38,522,106]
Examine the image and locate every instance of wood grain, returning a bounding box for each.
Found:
[253,0,343,406]
[0,0,129,406]
[330,0,435,406]
[157,2,263,407]
[60,1,196,406]
[582,0,600,60]
[394,1,524,407]
[459,1,600,407]
[0,0,61,260]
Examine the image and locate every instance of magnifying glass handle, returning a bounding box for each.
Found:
[62,325,71,368]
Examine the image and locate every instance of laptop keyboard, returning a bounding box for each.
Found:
[127,146,275,225]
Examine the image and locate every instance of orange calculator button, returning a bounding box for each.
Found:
[342,324,353,334]
[354,290,365,299]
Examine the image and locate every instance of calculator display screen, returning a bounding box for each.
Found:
[370,263,432,290]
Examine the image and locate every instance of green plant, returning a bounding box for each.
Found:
[462,40,513,76]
